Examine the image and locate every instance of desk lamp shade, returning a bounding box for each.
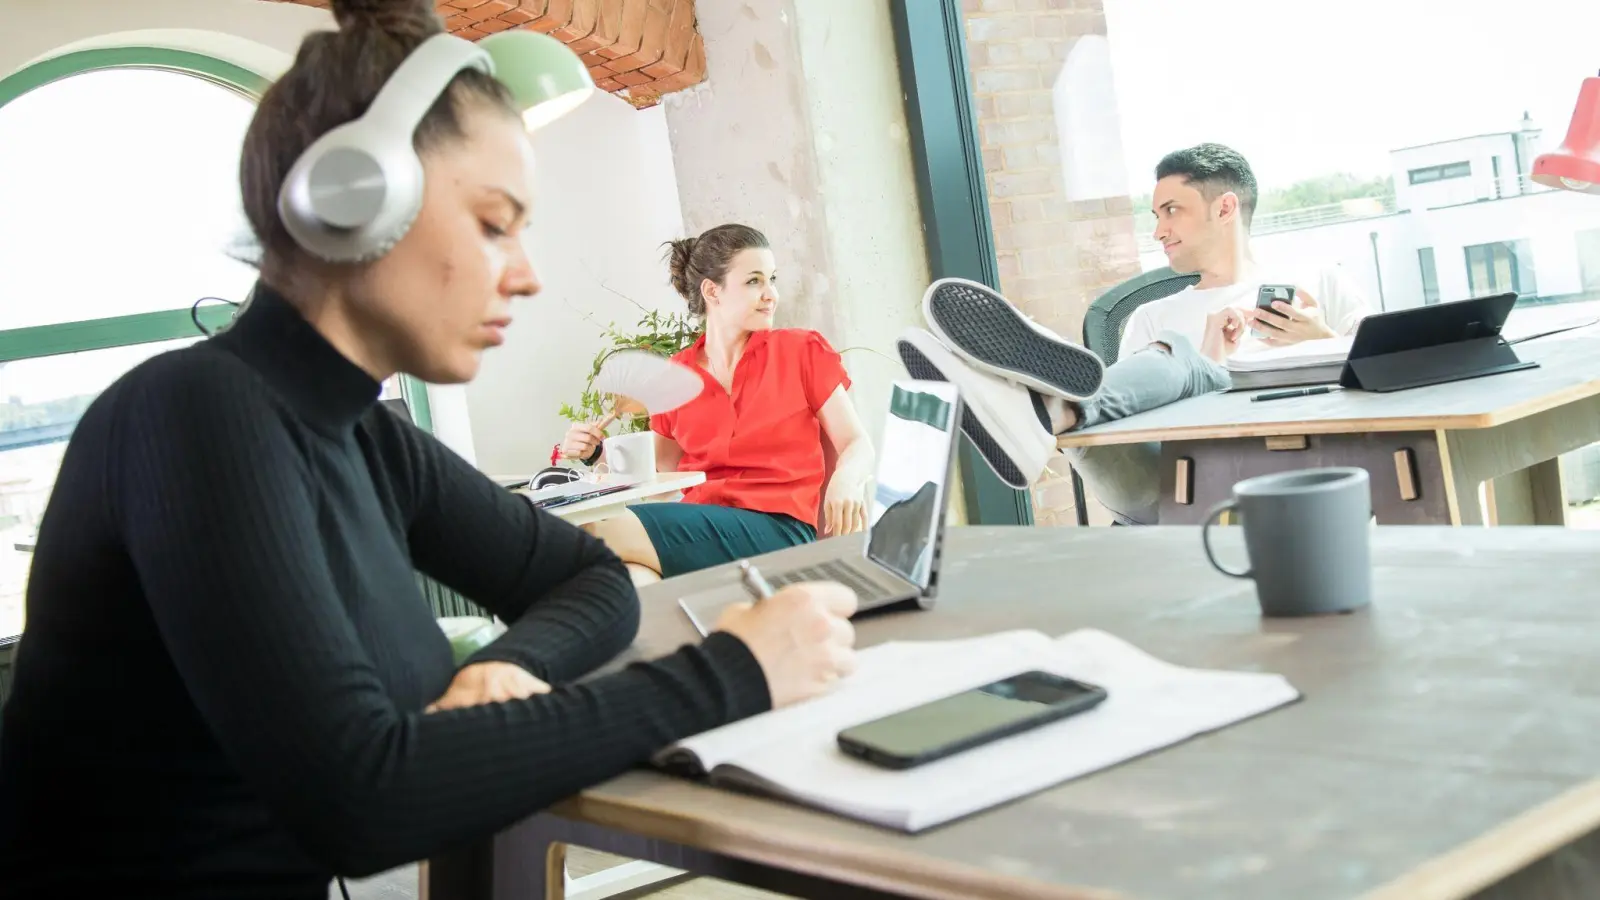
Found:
[1532,73,1600,195]
[479,30,595,131]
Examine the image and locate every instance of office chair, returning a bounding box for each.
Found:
[1071,267,1201,525]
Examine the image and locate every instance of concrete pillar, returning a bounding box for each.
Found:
[661,0,931,448]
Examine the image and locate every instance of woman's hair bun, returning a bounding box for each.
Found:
[665,237,698,306]
[329,0,444,38]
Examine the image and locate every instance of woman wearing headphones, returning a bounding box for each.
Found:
[0,1,855,896]
[559,223,876,584]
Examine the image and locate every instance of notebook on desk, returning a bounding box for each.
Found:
[652,629,1299,832]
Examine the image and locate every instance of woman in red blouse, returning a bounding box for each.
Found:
[560,224,874,584]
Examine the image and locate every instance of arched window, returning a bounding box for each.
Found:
[0,46,433,638]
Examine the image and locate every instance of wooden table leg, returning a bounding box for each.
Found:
[1477,459,1569,526]
[545,842,567,899]
[1438,392,1600,527]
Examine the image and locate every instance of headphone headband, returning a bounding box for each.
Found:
[361,34,494,137]
[277,34,496,263]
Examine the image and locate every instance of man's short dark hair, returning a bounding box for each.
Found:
[1155,143,1258,228]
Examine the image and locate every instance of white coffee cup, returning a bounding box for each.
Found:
[603,431,656,480]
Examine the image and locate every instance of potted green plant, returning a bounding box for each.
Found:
[558,308,702,434]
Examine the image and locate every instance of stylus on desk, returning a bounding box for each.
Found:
[1252,386,1336,403]
[738,560,775,601]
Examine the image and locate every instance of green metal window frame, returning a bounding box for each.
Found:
[889,0,1033,526]
[0,45,435,429]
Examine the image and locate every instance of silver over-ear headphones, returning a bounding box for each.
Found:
[277,34,495,264]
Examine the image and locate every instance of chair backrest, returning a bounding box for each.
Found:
[1081,267,1201,366]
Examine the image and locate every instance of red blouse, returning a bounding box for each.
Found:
[651,329,850,528]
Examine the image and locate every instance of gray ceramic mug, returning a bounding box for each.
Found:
[1201,467,1373,617]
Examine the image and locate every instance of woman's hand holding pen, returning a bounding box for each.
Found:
[714,576,858,708]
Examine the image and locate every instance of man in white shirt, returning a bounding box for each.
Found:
[891,147,1378,525]
[1120,143,1374,361]
[899,280,1245,526]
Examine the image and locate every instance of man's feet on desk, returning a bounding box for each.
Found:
[922,277,1105,400]
[897,328,1061,490]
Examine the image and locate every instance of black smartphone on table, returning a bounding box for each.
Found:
[836,670,1108,770]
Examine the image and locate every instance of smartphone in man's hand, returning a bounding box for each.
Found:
[1253,284,1296,335]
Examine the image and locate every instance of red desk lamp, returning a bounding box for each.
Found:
[1533,71,1600,194]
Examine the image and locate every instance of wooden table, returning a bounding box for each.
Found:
[428,525,1600,900]
[516,471,706,528]
[1055,330,1600,526]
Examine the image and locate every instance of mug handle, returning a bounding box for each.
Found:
[1201,499,1251,579]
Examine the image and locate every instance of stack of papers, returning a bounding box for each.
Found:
[1225,336,1352,391]
[1227,335,1353,373]
[653,629,1299,832]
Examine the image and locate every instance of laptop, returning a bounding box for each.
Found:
[678,379,963,635]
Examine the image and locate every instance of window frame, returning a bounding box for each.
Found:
[0,45,435,430]
[1417,247,1441,305]
[1578,228,1600,293]
[1464,239,1537,298]
[889,0,1033,525]
[1407,161,1473,185]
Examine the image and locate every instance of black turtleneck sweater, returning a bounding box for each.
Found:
[0,285,770,898]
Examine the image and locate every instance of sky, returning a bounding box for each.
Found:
[1101,0,1600,190]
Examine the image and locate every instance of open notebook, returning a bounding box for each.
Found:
[652,629,1299,832]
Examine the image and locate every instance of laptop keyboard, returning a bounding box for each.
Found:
[765,559,896,604]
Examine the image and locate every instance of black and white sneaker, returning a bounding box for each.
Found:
[897,328,1055,490]
[922,277,1105,400]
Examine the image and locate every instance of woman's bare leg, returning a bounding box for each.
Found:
[583,511,664,586]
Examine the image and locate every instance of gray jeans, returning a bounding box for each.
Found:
[1063,332,1231,525]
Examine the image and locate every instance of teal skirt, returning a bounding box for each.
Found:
[629,502,816,579]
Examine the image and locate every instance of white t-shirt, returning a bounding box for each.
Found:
[1118,264,1374,361]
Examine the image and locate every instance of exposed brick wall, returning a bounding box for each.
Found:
[268,0,705,109]
[961,0,1140,345]
[962,0,1141,526]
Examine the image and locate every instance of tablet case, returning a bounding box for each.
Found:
[1338,292,1538,393]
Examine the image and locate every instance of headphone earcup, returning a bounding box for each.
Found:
[277,121,426,264]
[272,34,492,265]
[306,147,389,229]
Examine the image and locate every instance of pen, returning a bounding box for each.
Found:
[738,560,775,601]
[1252,386,1335,403]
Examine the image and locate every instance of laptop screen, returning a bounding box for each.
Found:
[865,381,958,590]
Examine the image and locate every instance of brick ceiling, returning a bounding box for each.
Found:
[269,0,706,109]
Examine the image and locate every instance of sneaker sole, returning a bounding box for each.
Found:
[924,279,1105,399]
[896,339,1028,490]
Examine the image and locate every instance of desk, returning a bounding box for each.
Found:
[428,526,1600,900]
[1057,331,1600,525]
[516,471,706,528]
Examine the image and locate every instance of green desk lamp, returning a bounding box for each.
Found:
[479,29,596,131]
